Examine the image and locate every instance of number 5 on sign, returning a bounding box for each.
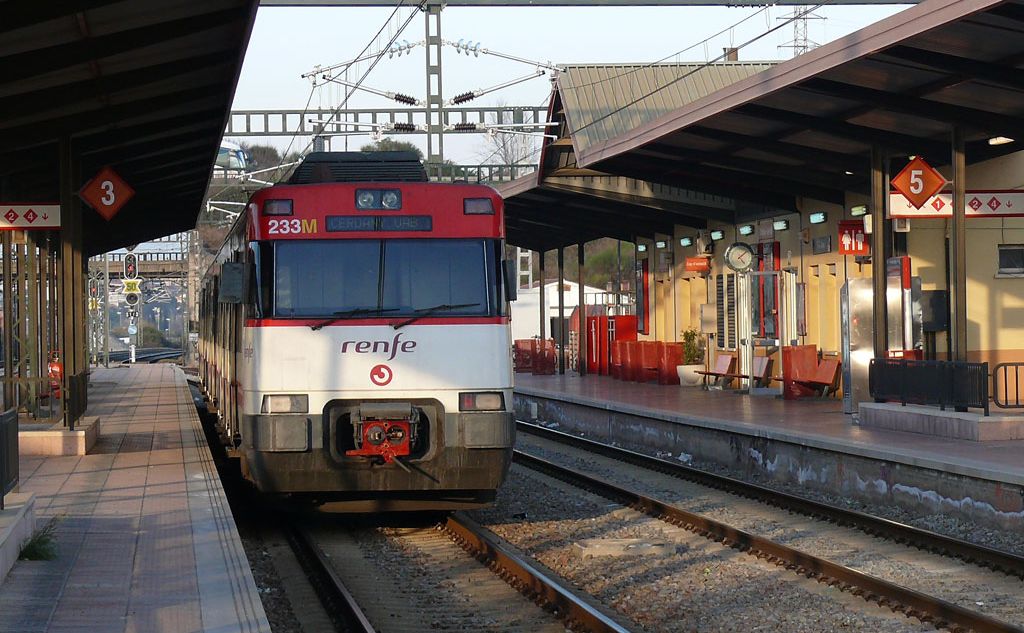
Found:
[79,167,135,221]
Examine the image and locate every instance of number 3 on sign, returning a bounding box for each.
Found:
[100,180,116,206]
[267,218,317,235]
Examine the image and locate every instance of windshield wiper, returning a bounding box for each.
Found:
[393,303,481,330]
[310,307,399,331]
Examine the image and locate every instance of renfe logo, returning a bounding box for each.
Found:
[341,332,417,361]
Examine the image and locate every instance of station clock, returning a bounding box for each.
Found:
[724,242,756,273]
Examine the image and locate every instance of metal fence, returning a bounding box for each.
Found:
[0,408,17,511]
[869,358,990,416]
[992,362,1024,409]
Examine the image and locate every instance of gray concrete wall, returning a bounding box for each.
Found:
[515,393,1024,531]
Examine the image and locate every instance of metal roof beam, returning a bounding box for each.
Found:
[598,158,797,211]
[639,142,855,193]
[541,181,724,224]
[0,86,223,151]
[0,7,246,83]
[797,78,1024,135]
[0,53,236,118]
[508,207,634,243]
[0,0,126,32]
[878,46,1024,92]
[77,109,228,154]
[679,127,865,173]
[737,103,949,157]
[262,0,910,4]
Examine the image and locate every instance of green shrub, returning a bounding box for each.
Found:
[681,328,704,365]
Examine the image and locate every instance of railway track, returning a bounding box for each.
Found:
[515,421,1024,633]
[291,513,634,633]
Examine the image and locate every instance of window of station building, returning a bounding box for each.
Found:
[997,244,1024,276]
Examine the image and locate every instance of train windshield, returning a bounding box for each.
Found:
[269,238,503,318]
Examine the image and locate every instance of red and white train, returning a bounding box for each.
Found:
[198,152,516,511]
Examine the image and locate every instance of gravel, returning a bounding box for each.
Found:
[472,467,932,632]
[237,527,305,633]
[533,423,1024,558]
[515,433,1024,627]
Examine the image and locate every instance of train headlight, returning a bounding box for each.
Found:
[459,392,505,412]
[355,189,402,210]
[261,394,309,414]
[381,190,402,209]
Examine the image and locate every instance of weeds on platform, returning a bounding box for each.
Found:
[19,516,61,561]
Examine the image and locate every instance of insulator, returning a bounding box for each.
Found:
[452,123,477,132]
[393,93,417,105]
[392,123,416,133]
[451,92,476,105]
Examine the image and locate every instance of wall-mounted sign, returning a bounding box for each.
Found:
[684,256,711,274]
[889,190,1024,218]
[812,235,832,255]
[838,220,869,256]
[79,166,135,221]
[891,156,946,210]
[0,204,61,230]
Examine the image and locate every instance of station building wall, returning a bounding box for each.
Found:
[632,149,1024,369]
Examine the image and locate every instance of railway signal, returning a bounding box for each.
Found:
[124,253,138,279]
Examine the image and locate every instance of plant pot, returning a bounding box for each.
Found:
[677,364,704,387]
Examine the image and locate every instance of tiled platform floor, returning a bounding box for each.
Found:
[515,373,1024,485]
[0,365,270,633]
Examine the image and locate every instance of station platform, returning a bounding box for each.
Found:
[0,365,270,633]
[514,374,1024,529]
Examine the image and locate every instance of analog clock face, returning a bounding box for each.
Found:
[724,242,756,272]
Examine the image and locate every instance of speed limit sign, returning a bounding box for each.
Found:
[79,166,135,221]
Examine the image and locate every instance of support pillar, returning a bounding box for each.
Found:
[538,251,546,340]
[950,127,968,363]
[557,247,565,375]
[577,243,587,376]
[1,232,13,409]
[870,146,887,359]
[58,137,87,429]
[423,1,444,177]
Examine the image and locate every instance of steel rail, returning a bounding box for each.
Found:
[513,449,1024,633]
[283,524,378,633]
[518,421,1024,580]
[443,513,635,633]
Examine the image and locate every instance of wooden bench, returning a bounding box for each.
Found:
[695,353,736,389]
[721,356,774,389]
[794,358,841,396]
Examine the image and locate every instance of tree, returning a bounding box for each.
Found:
[360,139,423,160]
[475,100,542,179]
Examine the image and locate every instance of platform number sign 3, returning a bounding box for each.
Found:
[79,166,135,221]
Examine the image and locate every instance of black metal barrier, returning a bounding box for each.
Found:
[0,408,17,510]
[869,359,989,416]
[993,362,1024,409]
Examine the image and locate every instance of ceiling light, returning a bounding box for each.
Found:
[850,205,868,217]
[655,240,667,249]
[710,230,725,241]
[637,244,647,253]
[844,170,854,176]
[989,136,1014,146]
[680,237,693,247]
[809,212,827,225]
[738,224,755,236]
[773,219,789,231]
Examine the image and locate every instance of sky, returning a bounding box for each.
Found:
[230,3,911,164]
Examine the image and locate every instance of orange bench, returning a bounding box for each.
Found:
[794,357,841,397]
[722,355,774,389]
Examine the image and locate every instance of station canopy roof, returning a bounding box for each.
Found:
[504,0,1024,251]
[0,0,258,255]
[503,61,778,251]
[576,0,1024,209]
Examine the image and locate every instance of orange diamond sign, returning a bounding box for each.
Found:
[891,157,946,210]
[79,166,135,221]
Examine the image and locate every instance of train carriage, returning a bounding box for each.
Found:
[198,152,516,511]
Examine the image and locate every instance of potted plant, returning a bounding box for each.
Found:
[676,327,705,387]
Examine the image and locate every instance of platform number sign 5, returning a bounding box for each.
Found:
[891,157,945,210]
[79,166,135,221]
